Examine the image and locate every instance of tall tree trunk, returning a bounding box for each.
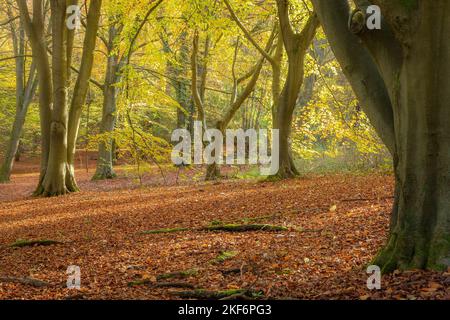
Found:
[93,0,162,180]
[162,30,191,130]
[271,3,319,179]
[66,0,102,188]
[93,26,119,180]
[17,0,53,184]
[93,73,118,180]
[0,10,37,183]
[0,74,37,182]
[35,0,70,196]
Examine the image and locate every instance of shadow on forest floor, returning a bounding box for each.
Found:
[0,159,448,300]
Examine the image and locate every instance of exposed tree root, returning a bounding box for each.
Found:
[33,167,79,197]
[10,239,63,248]
[156,269,199,281]
[267,156,300,181]
[153,282,196,289]
[128,269,199,287]
[0,276,49,287]
[128,280,195,289]
[170,289,263,300]
[204,224,288,232]
[140,228,189,235]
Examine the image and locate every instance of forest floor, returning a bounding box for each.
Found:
[0,159,449,300]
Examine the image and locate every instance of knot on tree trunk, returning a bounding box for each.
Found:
[348,9,366,34]
[50,121,67,134]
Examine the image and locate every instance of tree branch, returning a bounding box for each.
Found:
[349,0,403,92]
[311,0,396,155]
[223,0,276,67]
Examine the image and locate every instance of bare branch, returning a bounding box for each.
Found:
[223,0,276,67]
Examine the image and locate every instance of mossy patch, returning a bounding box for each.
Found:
[213,251,238,263]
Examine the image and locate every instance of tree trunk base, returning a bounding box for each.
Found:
[0,159,14,183]
[205,163,221,181]
[0,171,10,184]
[92,166,116,181]
[268,157,299,181]
[33,165,79,197]
[373,231,450,273]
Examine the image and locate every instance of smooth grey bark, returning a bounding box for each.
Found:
[372,0,450,272]
[313,0,450,271]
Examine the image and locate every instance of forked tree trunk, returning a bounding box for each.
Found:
[271,3,319,179]
[17,0,102,196]
[313,0,450,271]
[204,32,274,181]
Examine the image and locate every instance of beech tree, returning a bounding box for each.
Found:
[0,0,37,183]
[225,0,319,179]
[312,0,450,271]
[17,0,102,196]
[195,30,276,180]
[93,0,164,180]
